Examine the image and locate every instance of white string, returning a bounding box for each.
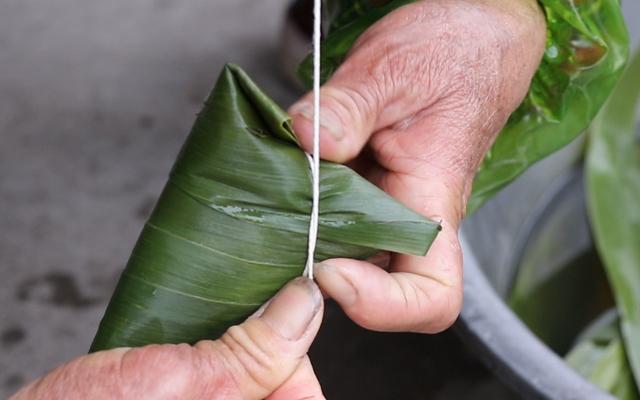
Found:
[303,0,322,280]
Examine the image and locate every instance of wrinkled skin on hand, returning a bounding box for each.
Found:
[12,1,546,398]
[11,279,326,400]
[289,0,546,334]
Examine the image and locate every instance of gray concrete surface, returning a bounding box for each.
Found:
[0,1,638,398]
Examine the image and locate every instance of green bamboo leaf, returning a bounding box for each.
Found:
[90,64,439,351]
[299,0,629,214]
[566,311,640,400]
[586,48,640,386]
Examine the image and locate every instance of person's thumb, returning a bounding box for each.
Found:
[200,277,324,400]
[289,70,392,163]
[10,278,324,400]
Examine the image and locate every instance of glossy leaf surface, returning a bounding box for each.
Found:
[91,64,439,351]
[300,0,629,213]
[586,48,640,385]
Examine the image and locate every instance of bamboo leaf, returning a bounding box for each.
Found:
[90,64,439,351]
[586,48,640,386]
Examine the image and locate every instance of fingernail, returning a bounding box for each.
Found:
[314,262,357,306]
[290,102,313,120]
[261,278,322,340]
[290,102,345,141]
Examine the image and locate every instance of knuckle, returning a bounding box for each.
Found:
[400,276,444,331]
[421,281,463,334]
[118,344,197,396]
[436,285,464,332]
[120,344,178,374]
[326,84,373,125]
[211,323,280,396]
[349,306,382,331]
[323,84,379,159]
[395,248,463,333]
[351,36,442,108]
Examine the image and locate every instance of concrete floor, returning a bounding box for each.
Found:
[0,1,638,398]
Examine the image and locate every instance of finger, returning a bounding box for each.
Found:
[266,356,325,400]
[195,277,324,400]
[288,81,383,163]
[315,225,462,334]
[287,26,435,163]
[316,169,464,334]
[10,279,324,400]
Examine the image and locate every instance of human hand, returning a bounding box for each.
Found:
[11,279,324,400]
[289,0,546,333]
